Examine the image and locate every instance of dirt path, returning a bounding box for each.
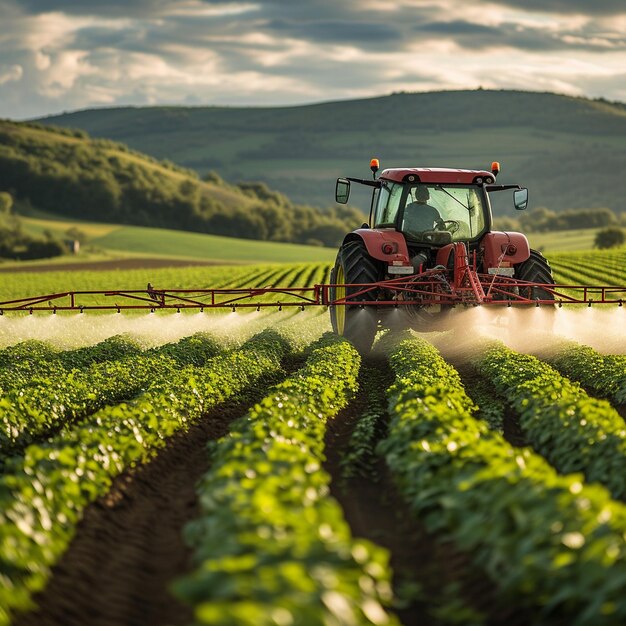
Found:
[324,357,538,626]
[0,257,227,273]
[14,396,255,626]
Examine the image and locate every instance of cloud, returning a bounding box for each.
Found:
[414,19,626,52]
[0,64,23,85]
[1,0,626,119]
[490,0,626,16]
[266,19,403,47]
[15,0,183,17]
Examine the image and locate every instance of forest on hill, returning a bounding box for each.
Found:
[39,90,626,215]
[0,121,361,248]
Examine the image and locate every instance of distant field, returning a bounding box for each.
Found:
[5,212,621,275]
[20,211,617,259]
[527,228,605,252]
[0,261,332,303]
[0,247,623,300]
[90,225,336,263]
[13,215,336,267]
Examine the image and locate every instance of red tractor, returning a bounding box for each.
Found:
[329,159,555,351]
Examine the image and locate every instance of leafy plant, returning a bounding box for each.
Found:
[379,335,626,625]
[0,332,222,460]
[545,341,626,405]
[0,329,293,626]
[475,341,626,499]
[175,334,399,625]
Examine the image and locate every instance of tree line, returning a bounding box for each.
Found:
[494,207,626,249]
[495,206,624,233]
[0,192,67,260]
[0,122,362,248]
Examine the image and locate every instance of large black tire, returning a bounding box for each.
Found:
[329,240,382,353]
[512,249,556,333]
[514,249,555,301]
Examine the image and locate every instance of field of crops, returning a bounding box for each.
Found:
[1,250,626,626]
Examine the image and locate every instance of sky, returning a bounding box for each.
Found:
[1,0,626,120]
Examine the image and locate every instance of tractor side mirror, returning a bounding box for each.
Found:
[514,188,528,211]
[336,178,351,204]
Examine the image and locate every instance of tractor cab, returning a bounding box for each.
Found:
[335,160,529,276]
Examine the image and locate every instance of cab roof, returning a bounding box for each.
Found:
[380,168,495,185]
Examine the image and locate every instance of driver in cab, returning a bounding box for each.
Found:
[402,185,443,234]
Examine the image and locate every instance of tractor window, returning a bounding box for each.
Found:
[401,184,486,241]
[374,182,403,227]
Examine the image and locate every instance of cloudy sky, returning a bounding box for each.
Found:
[1,0,626,119]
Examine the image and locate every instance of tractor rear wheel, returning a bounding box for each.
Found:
[330,240,382,353]
[514,249,555,301]
[513,249,555,332]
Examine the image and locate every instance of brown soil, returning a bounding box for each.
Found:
[13,396,256,626]
[502,408,527,447]
[0,257,227,273]
[454,364,529,449]
[324,358,539,626]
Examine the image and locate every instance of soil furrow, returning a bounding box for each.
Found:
[324,357,534,626]
[13,377,285,626]
[455,364,530,449]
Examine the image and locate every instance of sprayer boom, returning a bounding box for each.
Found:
[0,273,624,313]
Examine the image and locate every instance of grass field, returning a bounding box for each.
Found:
[527,228,604,252]
[10,214,336,267]
[89,225,336,263]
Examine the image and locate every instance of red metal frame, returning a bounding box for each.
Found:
[0,243,623,312]
[0,279,624,313]
[380,168,493,185]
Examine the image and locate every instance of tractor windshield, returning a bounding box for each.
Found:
[400,184,486,241]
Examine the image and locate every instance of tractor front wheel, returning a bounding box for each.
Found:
[329,240,382,353]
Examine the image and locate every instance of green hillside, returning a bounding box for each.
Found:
[0,120,361,248]
[2,214,335,268]
[85,223,336,263]
[527,227,607,253]
[38,90,626,215]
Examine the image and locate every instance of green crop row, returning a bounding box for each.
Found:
[0,329,293,626]
[0,333,222,461]
[544,342,626,406]
[0,335,145,401]
[146,332,223,367]
[0,263,257,306]
[379,336,626,625]
[0,340,59,369]
[340,366,389,480]
[475,342,626,500]
[0,333,225,398]
[175,334,398,626]
[60,333,145,368]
